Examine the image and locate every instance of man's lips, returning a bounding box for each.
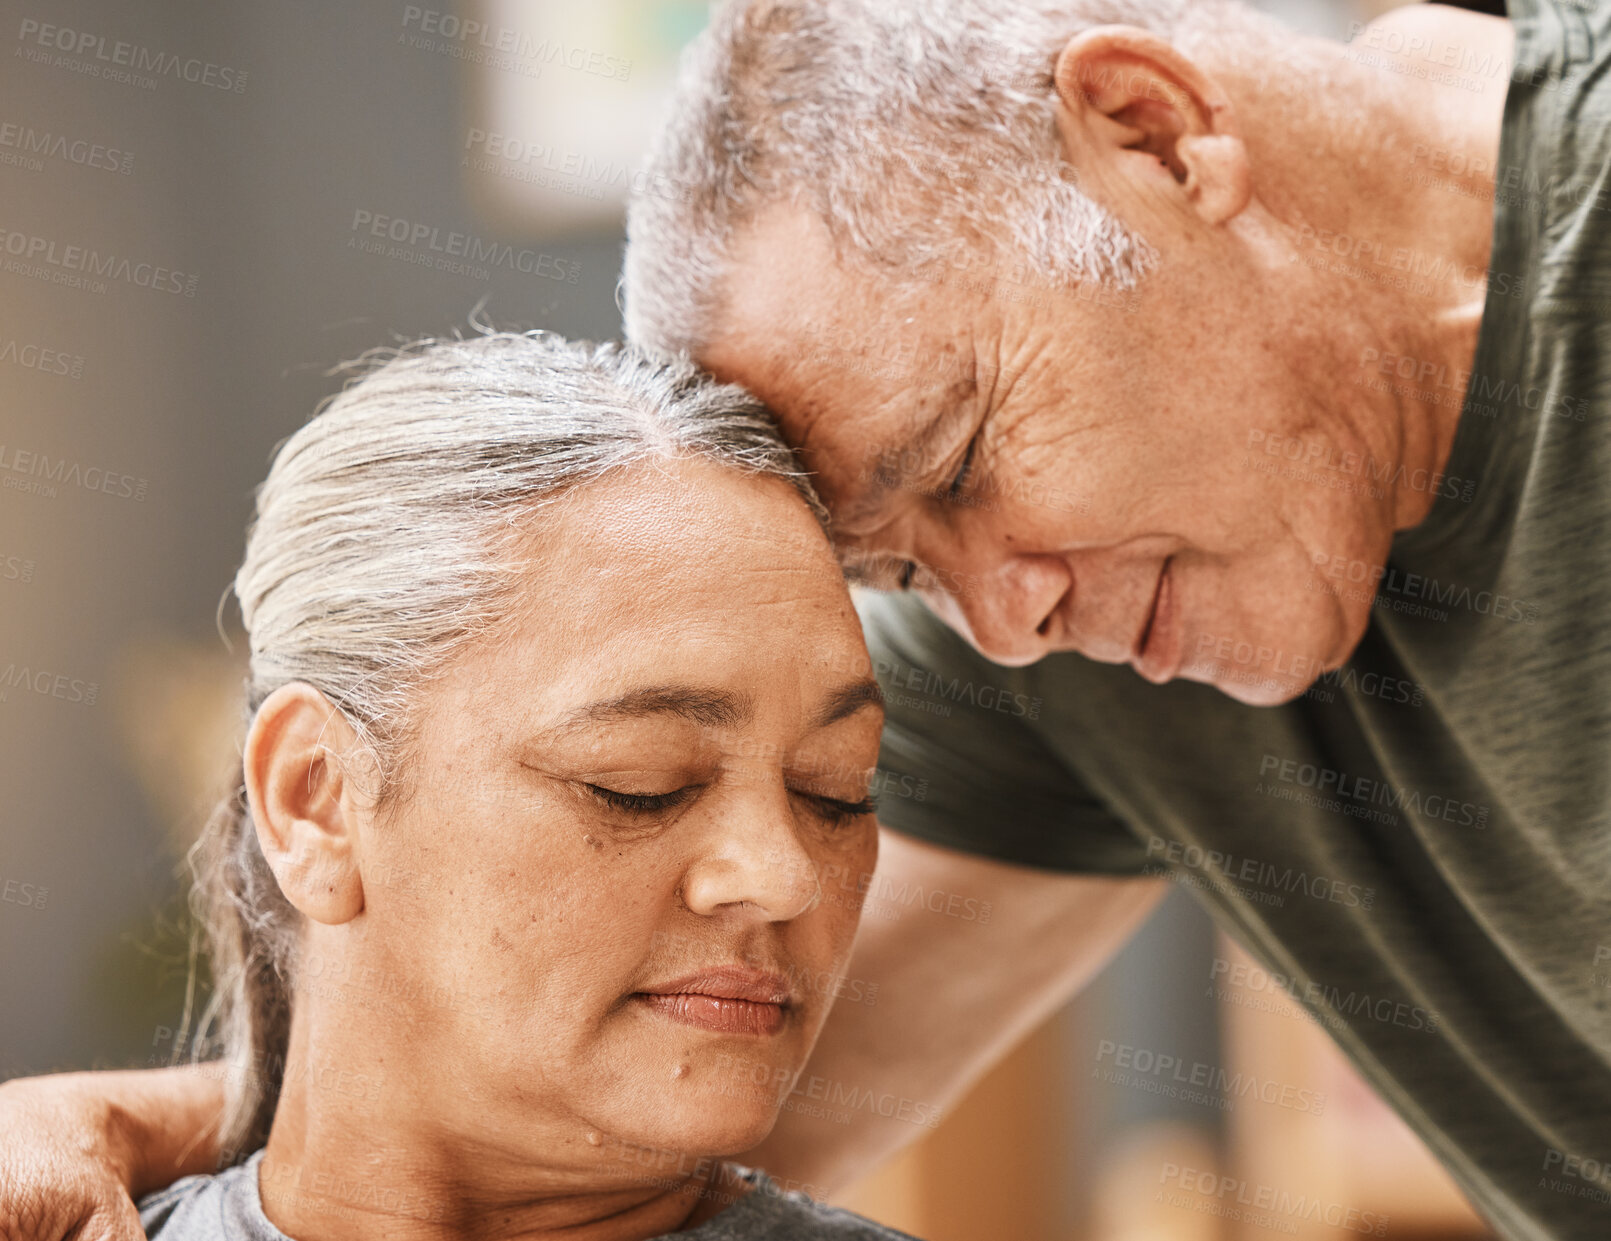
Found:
[1135,558,1168,660]
[1134,556,1184,683]
[633,967,792,1037]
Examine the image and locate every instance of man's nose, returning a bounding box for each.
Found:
[679,784,822,922]
[941,554,1071,667]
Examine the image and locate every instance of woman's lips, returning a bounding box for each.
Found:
[636,992,787,1036]
[634,967,791,1037]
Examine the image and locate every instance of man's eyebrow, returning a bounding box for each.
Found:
[814,679,885,727]
[557,686,751,731]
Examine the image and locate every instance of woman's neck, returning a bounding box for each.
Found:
[257,1007,747,1241]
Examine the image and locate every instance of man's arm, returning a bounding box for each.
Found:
[0,1066,223,1241]
[747,826,1168,1195]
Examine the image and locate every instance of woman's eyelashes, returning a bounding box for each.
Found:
[792,789,879,825]
[585,783,700,815]
[582,782,877,824]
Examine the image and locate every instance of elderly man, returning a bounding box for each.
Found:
[618,0,1607,1238]
[1,1,1605,1239]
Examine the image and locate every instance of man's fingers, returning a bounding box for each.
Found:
[79,1192,148,1241]
[0,1177,145,1241]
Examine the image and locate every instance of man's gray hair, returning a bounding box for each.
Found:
[623,0,1254,355]
[188,332,826,1162]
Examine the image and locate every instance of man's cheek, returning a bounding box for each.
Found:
[1183,558,1332,698]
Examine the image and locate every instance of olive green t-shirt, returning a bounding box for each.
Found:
[859,2,1611,1238]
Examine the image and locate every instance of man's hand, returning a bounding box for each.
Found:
[0,1073,146,1241]
[0,1067,224,1241]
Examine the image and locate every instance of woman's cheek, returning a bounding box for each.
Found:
[807,823,878,934]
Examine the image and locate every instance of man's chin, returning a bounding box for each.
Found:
[1214,675,1314,707]
[1174,658,1316,707]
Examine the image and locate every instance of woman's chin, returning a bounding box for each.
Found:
[622,1105,781,1163]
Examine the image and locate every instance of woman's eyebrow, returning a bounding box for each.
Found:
[813,679,885,728]
[558,686,751,731]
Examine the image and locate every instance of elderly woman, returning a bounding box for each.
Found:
[73,333,915,1241]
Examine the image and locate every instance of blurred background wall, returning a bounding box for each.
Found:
[0,1,1495,1237]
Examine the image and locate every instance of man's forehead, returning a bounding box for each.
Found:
[699,203,982,517]
[705,203,972,389]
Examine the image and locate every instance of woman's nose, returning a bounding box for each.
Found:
[678,784,822,922]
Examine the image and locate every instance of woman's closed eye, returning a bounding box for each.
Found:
[586,783,701,814]
[587,783,876,824]
[792,789,878,825]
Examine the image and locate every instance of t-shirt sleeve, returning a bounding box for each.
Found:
[137,1172,238,1240]
[856,589,1151,875]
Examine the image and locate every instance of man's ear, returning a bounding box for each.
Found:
[1052,25,1250,226]
[243,682,369,924]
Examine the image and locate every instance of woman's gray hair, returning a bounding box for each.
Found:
[622,0,1266,355]
[188,331,826,1160]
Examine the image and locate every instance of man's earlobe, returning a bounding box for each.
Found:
[1178,133,1251,225]
[243,682,367,925]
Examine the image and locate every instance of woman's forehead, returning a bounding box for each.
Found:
[438,462,865,716]
[521,456,836,578]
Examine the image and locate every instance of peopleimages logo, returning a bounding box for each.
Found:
[0,226,198,296]
[1345,19,1569,93]
[1209,957,1441,1035]
[1414,145,1611,213]
[1313,551,1540,625]
[1144,834,1376,910]
[400,7,632,81]
[0,661,98,706]
[1094,1040,1327,1115]
[0,554,36,584]
[15,18,248,92]
[1158,1164,1389,1236]
[1291,221,1526,299]
[1258,753,1489,830]
[1541,1148,1611,1204]
[1357,345,1591,422]
[0,120,134,174]
[0,337,86,379]
[0,444,147,502]
[1246,427,1478,505]
[0,877,47,910]
[871,654,1042,720]
[347,209,581,283]
[817,862,993,925]
[712,1053,944,1129]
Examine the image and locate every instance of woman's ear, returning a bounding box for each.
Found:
[243,682,368,924]
[1052,25,1251,227]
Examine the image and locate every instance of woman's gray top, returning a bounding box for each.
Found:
[138,1150,920,1240]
